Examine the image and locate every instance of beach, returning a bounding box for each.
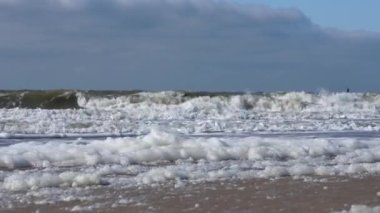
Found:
[1,0,380,211]
[3,175,380,212]
[1,91,380,212]
[2,0,380,210]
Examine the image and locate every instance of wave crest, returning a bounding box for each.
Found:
[1,90,380,112]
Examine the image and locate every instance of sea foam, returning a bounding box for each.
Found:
[1,130,380,192]
[1,91,380,208]
[1,91,380,136]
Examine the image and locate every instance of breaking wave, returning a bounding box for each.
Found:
[1,90,380,112]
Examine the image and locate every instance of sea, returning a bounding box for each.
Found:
[1,90,380,210]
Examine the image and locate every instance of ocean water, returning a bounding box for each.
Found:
[1,90,380,208]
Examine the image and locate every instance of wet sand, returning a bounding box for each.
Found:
[3,175,380,213]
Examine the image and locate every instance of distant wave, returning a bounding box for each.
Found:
[1,90,380,112]
[0,90,246,109]
[0,90,79,109]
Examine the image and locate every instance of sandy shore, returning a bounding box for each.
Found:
[2,175,380,213]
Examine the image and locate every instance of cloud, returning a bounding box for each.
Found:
[0,0,379,91]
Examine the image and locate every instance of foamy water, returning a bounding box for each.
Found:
[1,91,380,208]
[1,91,380,136]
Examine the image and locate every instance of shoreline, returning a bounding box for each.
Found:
[2,175,380,212]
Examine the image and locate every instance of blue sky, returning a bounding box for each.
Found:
[237,0,380,31]
[0,0,379,92]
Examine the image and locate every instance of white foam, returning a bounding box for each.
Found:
[1,130,380,209]
[1,130,380,191]
[70,203,105,212]
[0,132,10,138]
[78,91,380,112]
[1,91,380,136]
[2,172,103,191]
[335,205,380,213]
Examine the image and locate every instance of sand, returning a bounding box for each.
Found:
[2,175,380,213]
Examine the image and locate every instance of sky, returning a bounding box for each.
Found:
[0,0,379,92]
[238,0,380,31]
